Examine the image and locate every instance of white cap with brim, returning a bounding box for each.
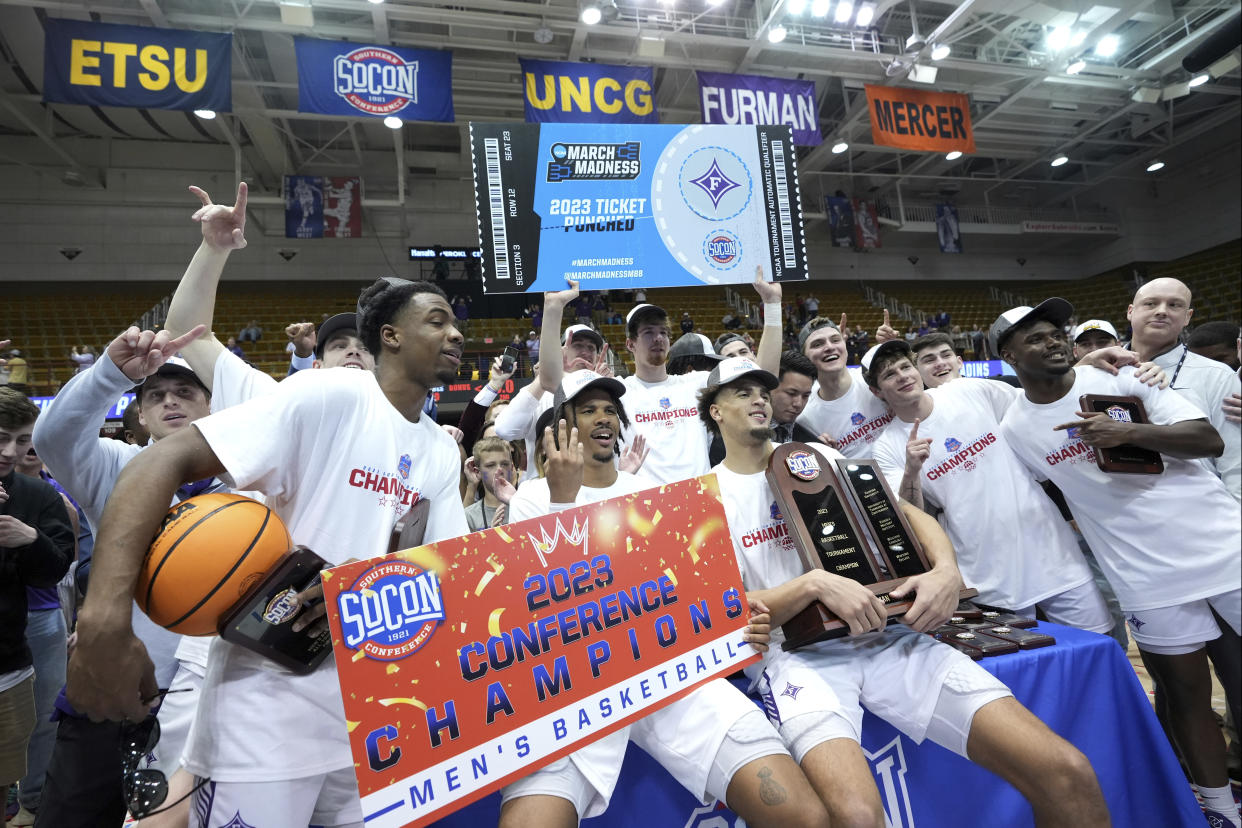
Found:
[705,357,779,391]
[988,298,1074,356]
[136,356,209,395]
[625,303,666,332]
[551,369,626,411]
[1071,319,1119,342]
[562,324,605,348]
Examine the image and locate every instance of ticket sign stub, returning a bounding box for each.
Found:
[469,122,808,294]
[324,475,757,828]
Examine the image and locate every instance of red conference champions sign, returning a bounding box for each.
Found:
[323,476,757,828]
[864,84,976,154]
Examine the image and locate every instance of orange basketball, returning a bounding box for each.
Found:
[136,493,292,636]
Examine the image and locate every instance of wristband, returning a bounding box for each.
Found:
[764,302,781,325]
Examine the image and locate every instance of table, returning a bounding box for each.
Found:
[429,622,1205,827]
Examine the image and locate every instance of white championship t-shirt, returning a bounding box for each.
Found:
[797,369,895,458]
[508,472,653,523]
[872,379,1092,609]
[186,367,468,781]
[1000,366,1242,612]
[621,372,712,484]
[1152,345,1241,501]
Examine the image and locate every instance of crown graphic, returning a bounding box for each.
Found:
[527,516,589,567]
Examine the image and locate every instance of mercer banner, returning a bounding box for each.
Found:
[285,176,363,238]
[295,37,454,122]
[698,71,821,147]
[42,19,231,112]
[864,84,975,154]
[324,476,757,828]
[520,58,658,124]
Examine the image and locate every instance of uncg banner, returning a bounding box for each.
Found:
[42,19,230,112]
[698,71,821,147]
[521,58,658,124]
[295,37,454,122]
[285,176,362,239]
[864,84,975,154]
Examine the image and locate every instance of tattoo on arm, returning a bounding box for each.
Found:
[757,766,788,806]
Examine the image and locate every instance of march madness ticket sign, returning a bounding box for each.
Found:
[469,122,808,293]
[323,476,758,828]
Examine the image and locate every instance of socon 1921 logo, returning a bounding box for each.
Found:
[333,47,418,115]
[703,230,741,269]
[337,561,444,660]
[786,449,820,481]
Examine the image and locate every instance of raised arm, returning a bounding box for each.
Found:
[538,281,580,393]
[163,182,249,389]
[751,267,783,375]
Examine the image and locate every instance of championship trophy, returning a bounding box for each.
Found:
[766,443,977,650]
[1078,394,1164,474]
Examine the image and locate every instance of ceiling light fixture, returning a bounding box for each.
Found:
[1146,160,1165,172]
[832,141,849,154]
[945,150,962,161]
[193,109,216,119]
[581,4,602,24]
[930,43,951,60]
[1095,34,1119,57]
[767,24,787,43]
[367,0,384,4]
[811,0,831,18]
[1050,155,1069,167]
[835,1,854,24]
[383,116,403,129]
[1188,73,1210,87]
[533,26,554,44]
[855,2,875,26]
[1066,59,1086,75]
[1070,30,1087,47]
[1047,26,1070,50]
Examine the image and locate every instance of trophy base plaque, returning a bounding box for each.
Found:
[1078,394,1163,474]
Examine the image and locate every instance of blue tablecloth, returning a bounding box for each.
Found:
[431,622,1204,827]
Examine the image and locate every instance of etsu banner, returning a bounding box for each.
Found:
[521,58,658,124]
[698,71,821,147]
[285,176,362,239]
[42,19,230,112]
[865,84,975,154]
[324,476,757,828]
[295,37,454,122]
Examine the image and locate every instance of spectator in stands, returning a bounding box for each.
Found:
[69,347,95,375]
[463,437,514,531]
[714,333,753,360]
[804,294,819,320]
[531,304,543,329]
[634,287,646,303]
[524,330,540,365]
[606,310,623,325]
[970,323,986,359]
[592,293,609,326]
[680,312,695,334]
[1126,277,1239,501]
[225,336,245,359]
[5,350,27,394]
[917,321,930,337]
[951,324,969,355]
[1070,319,1118,360]
[452,295,470,333]
[933,310,951,329]
[721,310,742,330]
[1189,321,1241,372]
[850,326,869,365]
[237,319,262,342]
[904,325,918,344]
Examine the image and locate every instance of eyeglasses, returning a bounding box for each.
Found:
[120,690,208,819]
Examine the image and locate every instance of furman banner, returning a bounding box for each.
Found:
[285,176,363,238]
[865,84,975,154]
[295,37,454,122]
[521,59,658,124]
[42,19,231,112]
[324,476,757,828]
[469,122,808,293]
[698,71,821,147]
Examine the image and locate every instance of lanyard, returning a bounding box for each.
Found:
[1169,345,1189,388]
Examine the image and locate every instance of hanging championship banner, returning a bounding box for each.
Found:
[936,204,962,253]
[853,198,881,249]
[520,58,658,124]
[324,476,757,828]
[42,19,231,112]
[826,195,855,248]
[864,84,975,154]
[294,37,454,122]
[698,71,821,147]
[469,122,808,293]
[284,176,362,239]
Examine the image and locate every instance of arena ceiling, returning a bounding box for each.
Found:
[0,0,1238,214]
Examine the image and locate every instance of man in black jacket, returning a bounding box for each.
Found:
[0,388,73,789]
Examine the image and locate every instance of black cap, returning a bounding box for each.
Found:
[713,332,748,355]
[797,318,838,352]
[315,312,358,359]
[669,333,724,363]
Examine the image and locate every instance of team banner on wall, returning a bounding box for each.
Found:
[826,195,855,248]
[469,122,808,293]
[284,176,362,238]
[324,476,757,828]
[42,19,231,112]
[294,37,454,122]
[864,84,975,154]
[936,203,962,253]
[520,58,658,124]
[698,71,822,147]
[853,198,881,249]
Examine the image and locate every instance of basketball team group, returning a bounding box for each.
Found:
[1,182,1239,828]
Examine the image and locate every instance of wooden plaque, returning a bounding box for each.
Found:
[1078,394,1164,474]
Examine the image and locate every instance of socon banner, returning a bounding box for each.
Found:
[285,176,363,239]
[864,84,975,154]
[323,476,758,828]
[469,122,808,293]
[698,71,821,147]
[42,19,231,112]
[295,37,454,122]
[520,58,658,124]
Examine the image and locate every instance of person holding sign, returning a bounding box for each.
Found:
[702,356,1111,828]
[63,277,470,828]
[500,369,830,828]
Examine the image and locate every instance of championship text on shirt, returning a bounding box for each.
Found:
[836,412,895,450]
[925,432,998,481]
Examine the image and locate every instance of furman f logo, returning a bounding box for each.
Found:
[527,516,589,568]
[333,47,418,115]
[547,142,641,182]
[866,736,916,828]
[337,561,444,660]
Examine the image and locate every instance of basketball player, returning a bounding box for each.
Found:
[702,356,1111,827]
[795,316,895,458]
[65,278,469,827]
[995,300,1242,827]
[500,369,830,828]
[865,340,1114,634]
[909,332,964,389]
